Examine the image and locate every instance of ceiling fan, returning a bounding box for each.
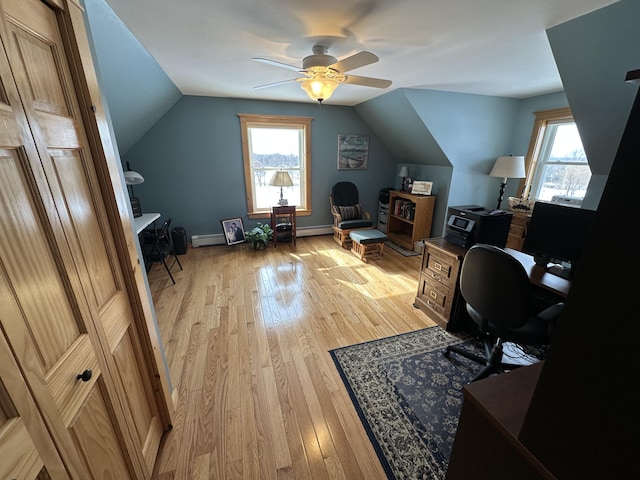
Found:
[253,45,392,103]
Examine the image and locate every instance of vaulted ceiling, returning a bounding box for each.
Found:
[103,0,619,106]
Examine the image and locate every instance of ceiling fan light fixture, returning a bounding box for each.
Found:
[298,67,344,103]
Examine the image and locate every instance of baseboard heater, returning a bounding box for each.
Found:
[191,225,332,248]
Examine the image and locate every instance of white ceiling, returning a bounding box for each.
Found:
[103,0,619,106]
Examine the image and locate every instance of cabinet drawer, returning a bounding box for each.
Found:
[417,276,452,317]
[424,250,456,287]
[509,224,525,237]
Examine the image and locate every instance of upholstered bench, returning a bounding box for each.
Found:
[349,229,388,262]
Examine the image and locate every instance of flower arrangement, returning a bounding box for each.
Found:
[244,222,273,249]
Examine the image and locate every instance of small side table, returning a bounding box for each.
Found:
[271,205,296,247]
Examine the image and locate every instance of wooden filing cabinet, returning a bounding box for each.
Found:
[505,211,531,251]
[414,238,467,330]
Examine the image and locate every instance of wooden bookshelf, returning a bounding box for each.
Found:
[387,191,436,250]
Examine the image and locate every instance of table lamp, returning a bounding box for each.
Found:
[124,162,144,217]
[270,170,294,205]
[399,166,410,191]
[489,155,525,209]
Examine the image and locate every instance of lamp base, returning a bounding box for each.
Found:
[130,196,142,218]
[278,198,289,206]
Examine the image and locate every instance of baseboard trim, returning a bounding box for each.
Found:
[191,225,333,247]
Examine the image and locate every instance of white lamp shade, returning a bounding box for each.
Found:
[269,171,294,187]
[124,170,145,185]
[398,166,409,177]
[489,155,526,179]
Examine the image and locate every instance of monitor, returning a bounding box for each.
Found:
[522,201,596,279]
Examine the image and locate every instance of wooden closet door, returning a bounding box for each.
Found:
[0,12,134,480]
[0,0,162,477]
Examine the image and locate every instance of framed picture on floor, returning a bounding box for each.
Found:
[221,217,245,245]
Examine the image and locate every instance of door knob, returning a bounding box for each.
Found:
[77,369,92,382]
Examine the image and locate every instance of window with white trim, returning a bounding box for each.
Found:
[239,114,312,218]
[521,107,591,206]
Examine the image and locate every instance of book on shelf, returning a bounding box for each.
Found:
[394,199,415,219]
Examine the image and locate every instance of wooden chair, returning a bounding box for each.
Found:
[330,182,374,248]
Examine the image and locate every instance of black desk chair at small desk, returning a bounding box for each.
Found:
[141,217,183,284]
[271,205,296,247]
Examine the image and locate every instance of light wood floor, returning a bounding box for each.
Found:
[148,234,437,480]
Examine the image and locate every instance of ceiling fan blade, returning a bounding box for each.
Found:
[253,78,299,90]
[343,75,392,89]
[253,57,302,72]
[330,51,378,73]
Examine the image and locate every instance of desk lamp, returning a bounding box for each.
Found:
[270,170,294,205]
[489,155,525,210]
[124,162,144,217]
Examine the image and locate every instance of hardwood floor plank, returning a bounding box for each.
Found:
[149,234,437,479]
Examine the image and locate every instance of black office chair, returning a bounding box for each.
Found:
[444,243,564,382]
[141,218,183,284]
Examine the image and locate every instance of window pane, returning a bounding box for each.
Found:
[249,127,304,209]
[548,124,588,164]
[529,120,591,204]
[536,164,592,202]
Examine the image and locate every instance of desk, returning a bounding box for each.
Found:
[134,213,160,235]
[446,363,552,479]
[505,247,570,298]
[271,206,296,247]
[415,238,570,331]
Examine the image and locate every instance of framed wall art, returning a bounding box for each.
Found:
[338,134,369,170]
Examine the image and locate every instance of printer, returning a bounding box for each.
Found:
[444,205,513,249]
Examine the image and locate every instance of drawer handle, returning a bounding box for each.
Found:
[77,369,92,382]
[430,291,438,300]
[433,262,443,271]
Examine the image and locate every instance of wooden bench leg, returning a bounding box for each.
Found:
[351,241,385,262]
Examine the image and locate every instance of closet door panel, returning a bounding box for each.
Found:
[0,150,81,367]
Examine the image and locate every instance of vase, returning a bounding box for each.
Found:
[253,240,266,250]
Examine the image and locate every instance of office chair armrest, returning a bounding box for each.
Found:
[537,302,564,337]
[537,302,564,323]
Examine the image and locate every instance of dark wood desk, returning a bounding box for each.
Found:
[446,362,554,479]
[415,239,570,331]
[504,247,570,298]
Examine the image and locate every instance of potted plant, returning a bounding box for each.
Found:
[244,222,273,250]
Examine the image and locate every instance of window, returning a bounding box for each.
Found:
[521,107,591,206]
[239,114,312,218]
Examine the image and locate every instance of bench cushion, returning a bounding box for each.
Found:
[350,229,388,245]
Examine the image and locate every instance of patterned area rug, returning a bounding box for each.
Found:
[384,240,420,257]
[330,327,485,480]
